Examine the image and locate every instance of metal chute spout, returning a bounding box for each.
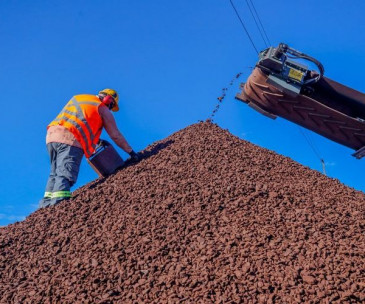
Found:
[235,45,365,158]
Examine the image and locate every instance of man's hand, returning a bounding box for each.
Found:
[128,150,139,163]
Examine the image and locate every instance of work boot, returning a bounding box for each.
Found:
[38,198,52,209]
[49,197,70,207]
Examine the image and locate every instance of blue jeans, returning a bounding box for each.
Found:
[39,143,83,208]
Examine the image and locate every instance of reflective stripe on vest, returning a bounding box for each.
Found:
[49,95,103,158]
[53,98,95,156]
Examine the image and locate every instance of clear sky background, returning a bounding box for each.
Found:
[1,0,364,226]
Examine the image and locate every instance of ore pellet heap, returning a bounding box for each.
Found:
[1,122,364,303]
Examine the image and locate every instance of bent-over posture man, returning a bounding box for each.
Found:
[39,88,138,208]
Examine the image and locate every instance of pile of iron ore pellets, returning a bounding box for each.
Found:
[1,122,364,303]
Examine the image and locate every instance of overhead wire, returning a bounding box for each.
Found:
[248,0,271,46]
[298,127,326,175]
[244,0,268,48]
[229,0,259,54]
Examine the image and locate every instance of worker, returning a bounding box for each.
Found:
[39,89,139,208]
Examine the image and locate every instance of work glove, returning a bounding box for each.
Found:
[128,150,139,163]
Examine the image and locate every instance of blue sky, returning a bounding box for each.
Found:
[1,0,364,226]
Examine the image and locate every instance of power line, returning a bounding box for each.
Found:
[248,0,271,46]
[229,0,259,54]
[298,127,326,175]
[245,0,268,48]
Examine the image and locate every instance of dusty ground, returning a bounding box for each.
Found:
[1,122,364,303]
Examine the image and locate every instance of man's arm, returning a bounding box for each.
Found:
[99,105,133,154]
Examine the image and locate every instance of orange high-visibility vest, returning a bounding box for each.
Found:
[48,94,104,158]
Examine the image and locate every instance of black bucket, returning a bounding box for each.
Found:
[87,139,124,177]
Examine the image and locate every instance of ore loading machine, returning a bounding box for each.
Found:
[236,43,365,159]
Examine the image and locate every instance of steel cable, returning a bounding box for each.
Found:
[298,127,326,175]
[229,0,259,54]
[245,0,268,48]
[248,0,271,46]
